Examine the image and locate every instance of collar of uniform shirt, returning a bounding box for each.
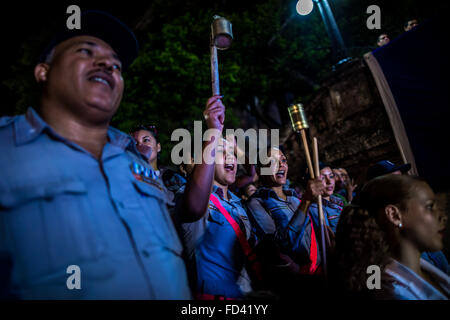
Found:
[14,107,48,145]
[212,185,241,203]
[255,187,298,202]
[16,107,135,153]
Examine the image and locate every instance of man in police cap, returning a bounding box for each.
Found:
[366,160,411,181]
[0,10,191,299]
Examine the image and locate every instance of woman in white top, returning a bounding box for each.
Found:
[334,174,449,299]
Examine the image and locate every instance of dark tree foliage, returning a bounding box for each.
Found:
[2,0,449,165]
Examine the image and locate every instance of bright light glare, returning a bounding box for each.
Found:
[296,0,314,16]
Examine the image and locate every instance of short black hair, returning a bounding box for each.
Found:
[129,125,159,141]
[377,33,387,42]
[319,161,331,171]
[404,18,417,28]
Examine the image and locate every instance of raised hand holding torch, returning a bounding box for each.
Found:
[288,103,328,276]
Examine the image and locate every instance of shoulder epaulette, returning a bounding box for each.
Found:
[0,116,17,128]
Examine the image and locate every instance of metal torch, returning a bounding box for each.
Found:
[210,15,233,96]
[288,103,328,276]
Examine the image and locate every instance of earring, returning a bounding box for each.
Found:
[398,223,403,228]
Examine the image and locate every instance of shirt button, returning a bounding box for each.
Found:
[142,249,150,258]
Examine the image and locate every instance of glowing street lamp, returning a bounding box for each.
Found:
[296,0,314,16]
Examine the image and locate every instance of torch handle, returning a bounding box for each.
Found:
[312,137,330,245]
[210,45,220,96]
[313,137,328,278]
[300,130,315,180]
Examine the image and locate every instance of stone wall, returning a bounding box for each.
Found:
[281,58,403,187]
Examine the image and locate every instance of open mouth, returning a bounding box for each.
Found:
[224,163,235,172]
[276,170,286,178]
[88,71,114,90]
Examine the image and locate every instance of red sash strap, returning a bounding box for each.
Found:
[209,193,262,281]
[299,215,320,275]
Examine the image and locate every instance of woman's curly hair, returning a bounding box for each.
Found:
[334,204,391,292]
[333,174,423,293]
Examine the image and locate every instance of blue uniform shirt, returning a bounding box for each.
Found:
[378,258,450,300]
[308,194,344,233]
[0,108,191,299]
[246,188,321,268]
[175,185,254,298]
[421,251,450,276]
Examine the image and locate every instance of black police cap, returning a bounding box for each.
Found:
[366,160,411,181]
[38,10,139,71]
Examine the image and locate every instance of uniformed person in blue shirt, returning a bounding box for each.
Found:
[0,10,191,299]
[308,163,344,234]
[173,96,258,299]
[246,147,327,275]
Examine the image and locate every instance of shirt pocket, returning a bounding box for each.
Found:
[131,179,183,256]
[208,206,251,240]
[207,209,225,226]
[0,178,107,286]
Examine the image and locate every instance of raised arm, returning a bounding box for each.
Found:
[178,95,225,222]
